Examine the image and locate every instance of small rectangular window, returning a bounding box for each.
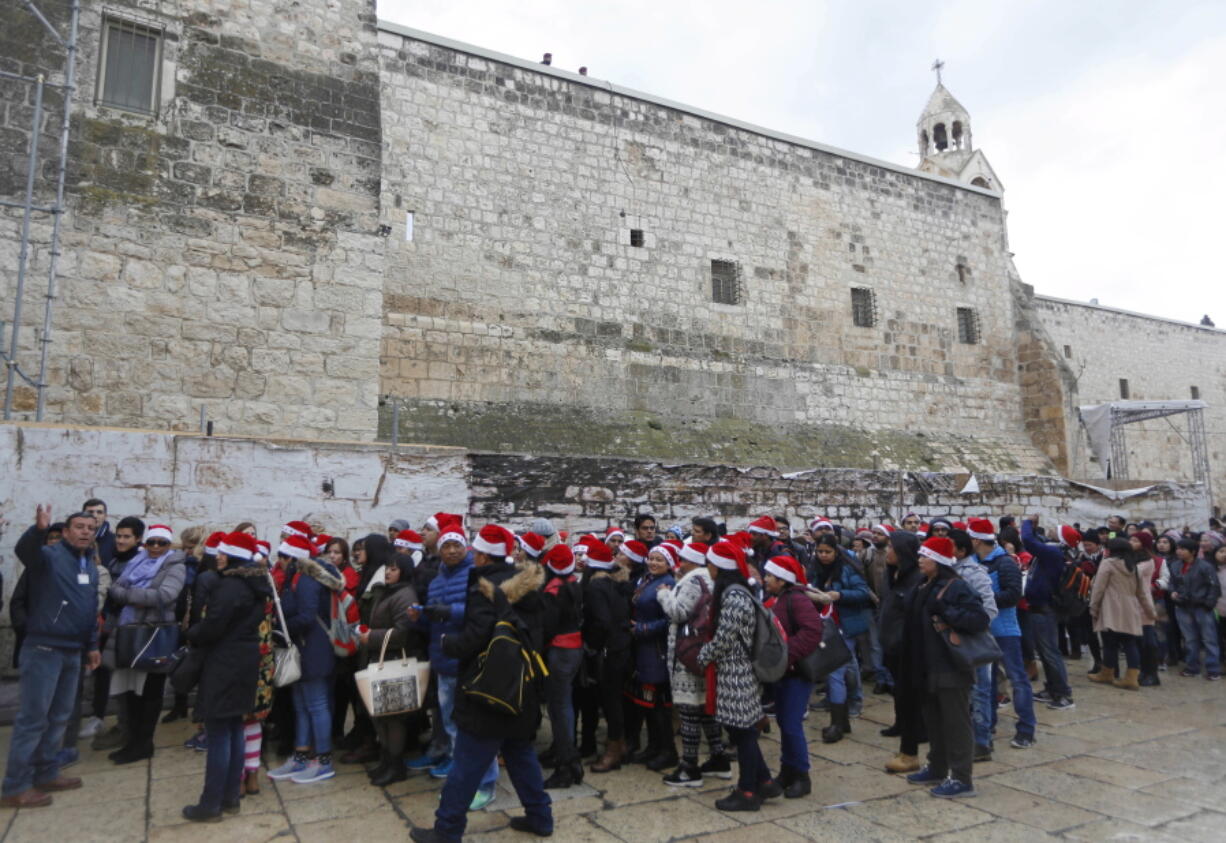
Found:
[1119,378,1130,399]
[850,287,877,328]
[956,307,980,345]
[98,17,162,114]
[1190,385,1200,400]
[1063,345,1072,358]
[711,260,740,305]
[629,229,644,248]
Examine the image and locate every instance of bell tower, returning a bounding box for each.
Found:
[915,61,1000,191]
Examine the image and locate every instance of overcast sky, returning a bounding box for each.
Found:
[378,0,1225,326]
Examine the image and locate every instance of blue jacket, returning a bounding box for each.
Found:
[816,557,873,638]
[632,571,674,684]
[1021,521,1066,611]
[421,552,474,676]
[15,526,99,651]
[280,557,343,681]
[979,545,1022,637]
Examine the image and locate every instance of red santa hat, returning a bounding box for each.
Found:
[1058,525,1082,548]
[605,525,625,541]
[621,540,648,564]
[679,542,709,567]
[917,522,930,537]
[517,532,547,559]
[707,540,751,579]
[855,528,874,541]
[764,555,807,586]
[394,529,423,551]
[255,540,271,560]
[573,535,599,556]
[585,540,615,569]
[278,534,313,560]
[967,518,996,541]
[650,543,677,569]
[661,539,684,558]
[220,531,258,562]
[809,518,834,532]
[281,520,313,539]
[437,516,467,550]
[203,531,225,556]
[871,523,896,537]
[919,536,957,567]
[311,534,331,556]
[729,531,756,559]
[544,544,576,576]
[952,521,967,531]
[473,524,515,558]
[145,524,173,543]
[748,516,779,538]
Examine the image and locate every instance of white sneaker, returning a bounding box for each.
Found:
[78,716,104,739]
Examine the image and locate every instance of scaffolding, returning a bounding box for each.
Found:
[1,0,79,420]
[1080,400,1213,503]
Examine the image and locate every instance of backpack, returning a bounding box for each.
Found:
[730,584,789,683]
[462,592,549,716]
[318,589,361,658]
[674,576,714,676]
[1050,564,1091,619]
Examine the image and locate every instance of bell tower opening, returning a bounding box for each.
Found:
[933,123,948,151]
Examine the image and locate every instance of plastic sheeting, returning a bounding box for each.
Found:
[1079,400,1207,472]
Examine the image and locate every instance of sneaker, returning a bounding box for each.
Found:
[973,744,992,762]
[56,747,80,769]
[291,760,335,784]
[184,732,208,752]
[1180,668,1199,677]
[1033,690,1053,703]
[1009,735,1035,749]
[468,786,496,811]
[698,754,733,780]
[663,763,704,788]
[996,694,1011,709]
[267,757,309,781]
[429,759,453,779]
[906,766,944,785]
[1046,697,1075,711]
[1208,674,1222,682]
[1158,663,1168,672]
[78,716,103,739]
[406,754,447,773]
[849,700,863,718]
[714,788,761,812]
[930,778,976,798]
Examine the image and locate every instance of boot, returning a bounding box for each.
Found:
[1088,666,1117,684]
[542,765,574,790]
[1138,672,1161,687]
[244,768,261,795]
[1086,662,1102,677]
[884,753,920,773]
[775,764,796,789]
[783,770,811,799]
[162,694,190,724]
[645,708,678,772]
[1112,668,1141,691]
[371,764,407,787]
[589,739,625,773]
[840,702,853,735]
[880,723,902,737]
[821,703,847,744]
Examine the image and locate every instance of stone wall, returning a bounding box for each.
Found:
[0,0,386,439]
[375,24,1051,475]
[1032,296,1226,508]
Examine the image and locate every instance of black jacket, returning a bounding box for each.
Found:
[878,532,921,661]
[444,561,546,741]
[1172,556,1222,611]
[582,565,632,653]
[900,570,991,690]
[187,564,272,720]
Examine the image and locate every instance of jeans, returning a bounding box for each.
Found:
[435,730,551,841]
[774,677,814,772]
[1101,630,1140,671]
[971,663,993,748]
[2,643,82,796]
[865,616,893,685]
[726,725,771,793]
[200,717,245,812]
[292,677,333,755]
[1176,606,1221,674]
[438,673,498,789]
[990,636,1035,738]
[826,630,856,705]
[1029,610,1071,698]
[544,647,582,765]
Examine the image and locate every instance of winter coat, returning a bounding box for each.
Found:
[1170,556,1222,611]
[93,522,117,571]
[1090,555,1156,637]
[658,566,712,706]
[771,585,824,675]
[861,545,889,598]
[107,551,187,627]
[356,534,392,599]
[813,556,873,638]
[582,565,632,654]
[698,583,762,729]
[280,557,343,681]
[900,571,991,691]
[14,526,100,651]
[445,561,546,741]
[421,552,474,676]
[954,555,998,621]
[631,571,674,685]
[188,563,272,720]
[1021,520,1067,611]
[978,545,1022,637]
[879,556,923,660]
[542,572,582,649]
[363,579,424,666]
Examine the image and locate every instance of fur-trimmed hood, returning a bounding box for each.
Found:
[477,560,545,604]
[297,556,344,593]
[221,562,274,598]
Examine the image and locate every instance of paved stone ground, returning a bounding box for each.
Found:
[1,664,1224,842]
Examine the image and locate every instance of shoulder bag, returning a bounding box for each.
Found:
[933,581,1002,669]
[783,593,851,682]
[355,631,430,717]
[268,572,302,687]
[115,622,181,673]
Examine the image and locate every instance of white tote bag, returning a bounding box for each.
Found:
[267,572,301,687]
[355,632,430,717]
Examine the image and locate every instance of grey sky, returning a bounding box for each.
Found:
[377,0,1226,325]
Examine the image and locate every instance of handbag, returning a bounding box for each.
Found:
[674,576,714,676]
[784,595,852,682]
[168,646,205,694]
[115,622,181,673]
[268,573,302,687]
[355,631,430,717]
[934,581,1003,669]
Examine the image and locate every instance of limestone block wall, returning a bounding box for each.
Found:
[1032,296,1226,507]
[0,0,385,439]
[375,25,1051,475]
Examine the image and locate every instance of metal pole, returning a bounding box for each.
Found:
[4,74,45,420]
[199,404,206,433]
[20,0,67,48]
[34,0,78,421]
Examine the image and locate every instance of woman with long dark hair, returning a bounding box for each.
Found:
[584,541,633,773]
[810,533,872,744]
[879,530,924,773]
[1088,538,1155,690]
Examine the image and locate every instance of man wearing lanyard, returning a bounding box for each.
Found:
[2,505,102,808]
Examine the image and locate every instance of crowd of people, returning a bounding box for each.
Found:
[1,499,1224,842]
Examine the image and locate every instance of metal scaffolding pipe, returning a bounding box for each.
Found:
[21,0,67,48]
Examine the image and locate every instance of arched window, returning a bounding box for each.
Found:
[971,176,989,188]
[933,123,948,151]
[920,129,929,154]
[951,121,963,149]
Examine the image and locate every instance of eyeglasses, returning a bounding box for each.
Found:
[145,539,170,547]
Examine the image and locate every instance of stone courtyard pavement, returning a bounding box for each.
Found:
[1,665,1224,842]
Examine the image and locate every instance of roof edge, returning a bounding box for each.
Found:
[375,19,1001,199]
[1033,294,1223,334]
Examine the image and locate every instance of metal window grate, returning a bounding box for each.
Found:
[956,307,980,344]
[711,259,740,305]
[98,16,161,114]
[850,287,877,327]
[1119,378,1130,399]
[1191,385,1200,400]
[629,229,644,248]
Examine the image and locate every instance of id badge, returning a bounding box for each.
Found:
[78,572,91,585]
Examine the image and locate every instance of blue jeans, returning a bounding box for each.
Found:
[3,643,81,796]
[435,730,551,841]
[1029,610,1071,697]
[1176,606,1221,674]
[200,717,245,812]
[292,678,333,755]
[866,617,893,685]
[826,630,859,705]
[438,673,499,789]
[774,676,814,771]
[971,663,993,748]
[545,647,582,765]
[991,636,1035,739]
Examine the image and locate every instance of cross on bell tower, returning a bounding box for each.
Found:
[931,58,944,85]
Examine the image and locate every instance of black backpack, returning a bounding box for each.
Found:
[1050,564,1091,619]
[461,591,548,716]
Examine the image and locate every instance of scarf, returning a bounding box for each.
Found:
[116,549,166,625]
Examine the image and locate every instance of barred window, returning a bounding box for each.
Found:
[98,17,162,114]
[956,307,980,345]
[850,287,877,327]
[1119,378,1130,399]
[1191,385,1200,400]
[629,229,644,248]
[711,260,740,305]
